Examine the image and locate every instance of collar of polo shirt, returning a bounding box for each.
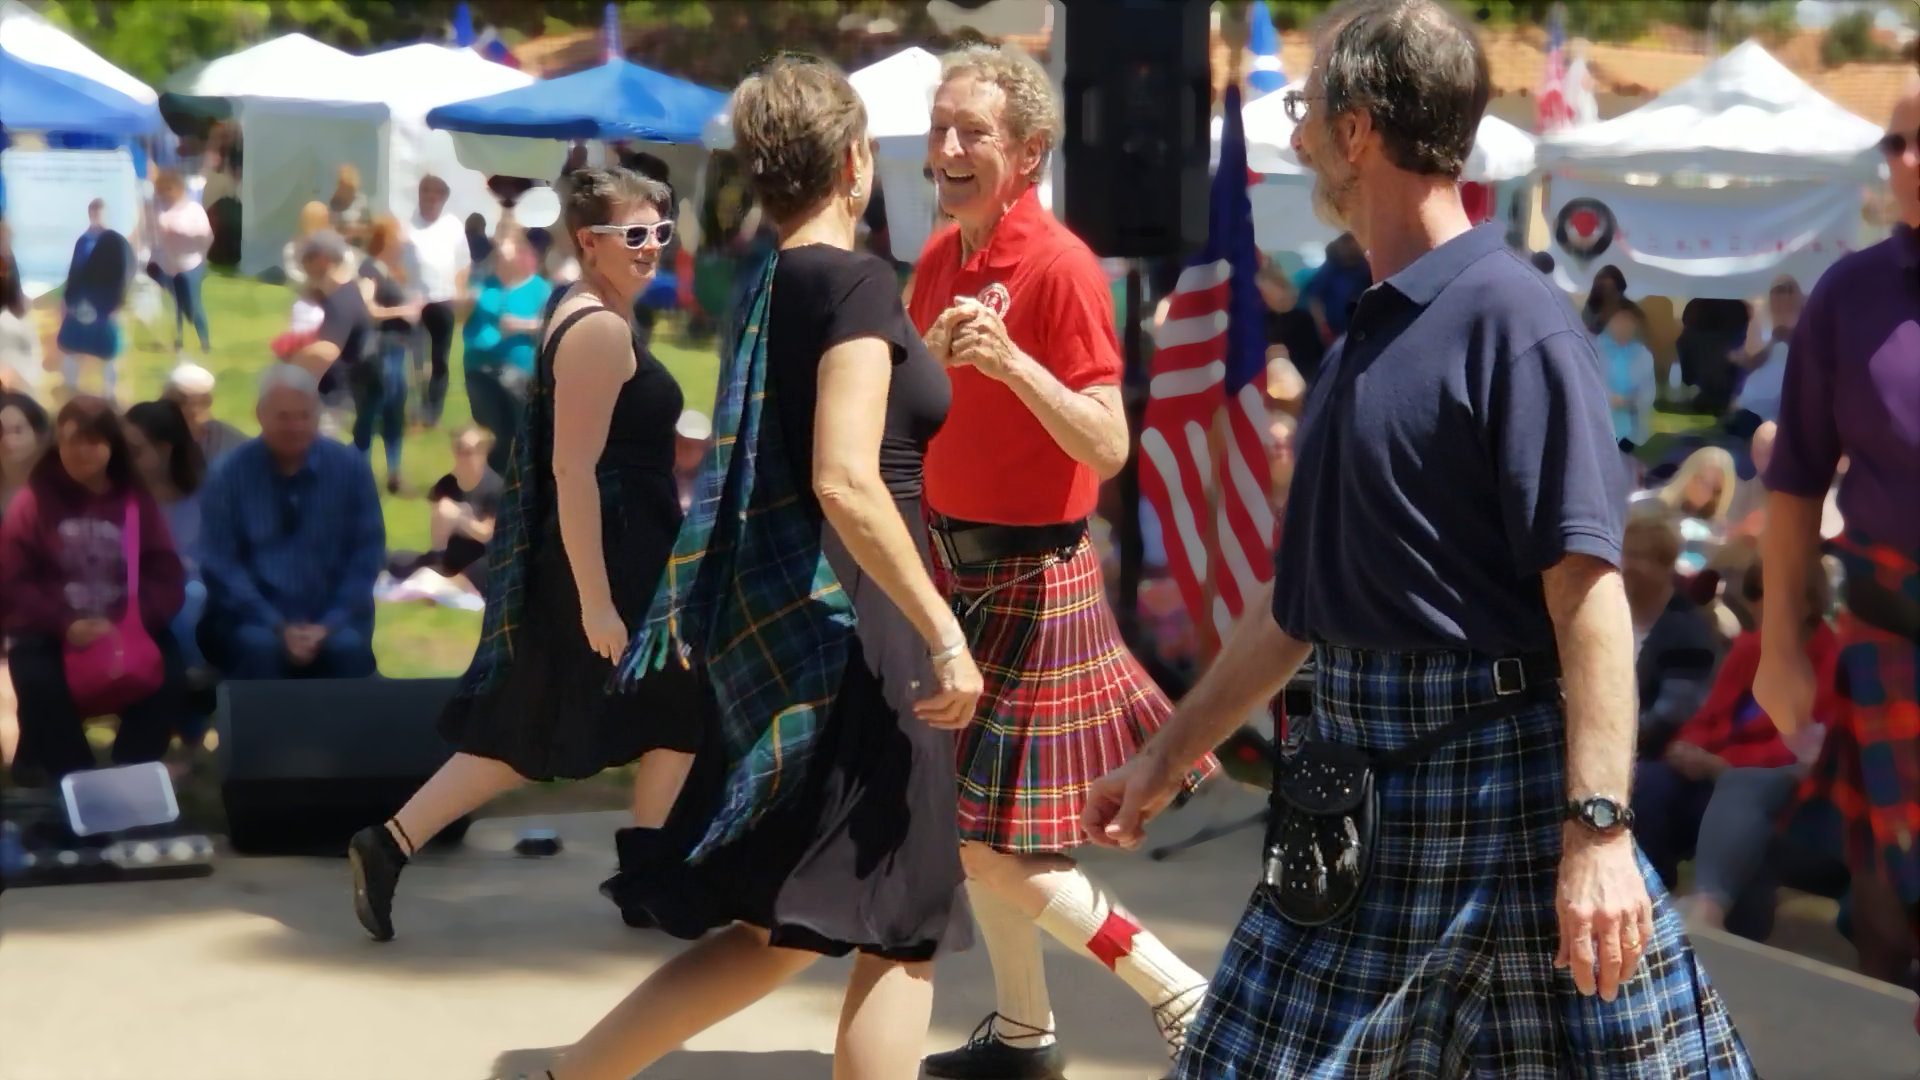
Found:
[967,187,1051,270]
[1377,223,1508,306]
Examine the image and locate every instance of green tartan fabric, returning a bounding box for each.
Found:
[452,307,597,699]
[617,253,857,860]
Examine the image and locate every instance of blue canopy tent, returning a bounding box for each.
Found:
[427,60,727,312]
[425,59,725,144]
[0,50,162,136]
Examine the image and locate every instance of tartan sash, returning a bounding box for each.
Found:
[453,306,597,697]
[617,253,856,860]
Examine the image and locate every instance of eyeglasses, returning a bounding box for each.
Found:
[1881,128,1920,160]
[588,221,675,249]
[1282,90,1326,124]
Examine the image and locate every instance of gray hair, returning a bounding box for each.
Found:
[257,362,321,405]
[560,166,673,240]
[938,45,1061,185]
[299,229,351,267]
[1315,0,1489,179]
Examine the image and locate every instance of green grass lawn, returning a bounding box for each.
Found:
[103,269,720,680]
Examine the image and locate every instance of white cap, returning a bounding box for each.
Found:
[675,409,712,441]
[166,363,217,396]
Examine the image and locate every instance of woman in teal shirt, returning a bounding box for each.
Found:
[462,231,552,474]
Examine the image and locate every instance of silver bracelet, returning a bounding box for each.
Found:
[929,640,966,665]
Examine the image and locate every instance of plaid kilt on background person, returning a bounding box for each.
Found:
[1782,531,1920,907]
[933,534,1218,853]
[1176,646,1755,1080]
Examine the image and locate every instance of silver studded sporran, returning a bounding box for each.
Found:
[1262,735,1378,928]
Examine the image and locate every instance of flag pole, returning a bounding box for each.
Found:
[1197,4,1252,666]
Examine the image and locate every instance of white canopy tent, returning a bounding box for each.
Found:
[705,46,948,261]
[1219,80,1539,183]
[1535,41,1884,299]
[168,38,535,275]
[1534,40,1885,182]
[1216,80,1537,255]
[0,0,159,111]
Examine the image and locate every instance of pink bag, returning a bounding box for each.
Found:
[63,499,164,717]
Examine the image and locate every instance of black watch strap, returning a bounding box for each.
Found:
[1565,795,1634,833]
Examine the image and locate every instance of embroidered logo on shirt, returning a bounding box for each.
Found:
[977,282,1012,319]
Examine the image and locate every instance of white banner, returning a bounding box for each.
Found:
[1545,176,1863,301]
[1,148,141,299]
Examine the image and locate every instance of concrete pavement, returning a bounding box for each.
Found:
[0,784,1914,1079]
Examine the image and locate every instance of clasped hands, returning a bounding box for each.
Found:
[925,298,1020,381]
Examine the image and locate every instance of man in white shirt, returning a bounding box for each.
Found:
[407,174,470,427]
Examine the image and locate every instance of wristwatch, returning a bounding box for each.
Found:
[1564,795,1634,835]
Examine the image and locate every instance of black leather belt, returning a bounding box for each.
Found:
[931,516,1086,569]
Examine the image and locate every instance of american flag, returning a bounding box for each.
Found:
[1536,6,1575,134]
[603,2,623,63]
[1139,84,1275,643]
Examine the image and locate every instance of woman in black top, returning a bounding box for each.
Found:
[347,168,708,943]
[523,57,980,1080]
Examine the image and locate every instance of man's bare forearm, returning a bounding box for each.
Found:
[1144,583,1309,774]
[1543,555,1638,801]
[1000,351,1131,479]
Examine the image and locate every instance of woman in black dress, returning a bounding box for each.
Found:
[516,58,980,1080]
[347,168,706,942]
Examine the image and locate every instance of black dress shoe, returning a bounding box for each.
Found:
[600,827,665,929]
[347,825,408,942]
[922,1014,1067,1080]
[599,870,659,929]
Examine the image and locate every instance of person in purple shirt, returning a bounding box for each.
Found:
[1756,76,1920,1005]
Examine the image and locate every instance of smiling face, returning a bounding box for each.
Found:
[1290,64,1363,230]
[576,200,664,299]
[927,73,1041,233]
[56,420,112,490]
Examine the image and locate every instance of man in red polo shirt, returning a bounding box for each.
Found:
[911,46,1217,1080]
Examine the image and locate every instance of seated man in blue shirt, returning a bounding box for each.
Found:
[199,364,384,680]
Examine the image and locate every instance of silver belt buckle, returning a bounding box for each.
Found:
[1492,656,1525,696]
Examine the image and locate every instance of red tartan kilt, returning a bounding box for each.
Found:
[934,536,1218,853]
[1784,534,1920,906]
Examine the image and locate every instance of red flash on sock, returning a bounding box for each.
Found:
[1086,910,1141,971]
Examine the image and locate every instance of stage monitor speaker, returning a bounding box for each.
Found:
[215,677,470,856]
[1060,0,1211,259]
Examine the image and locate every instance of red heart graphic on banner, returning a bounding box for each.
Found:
[1570,209,1600,239]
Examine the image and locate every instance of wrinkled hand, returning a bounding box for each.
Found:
[1081,748,1184,850]
[582,601,628,664]
[1754,641,1816,735]
[914,645,982,730]
[947,301,1021,381]
[925,305,971,366]
[66,618,113,649]
[1555,829,1654,1000]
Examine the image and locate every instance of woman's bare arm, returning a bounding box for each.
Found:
[550,310,635,615]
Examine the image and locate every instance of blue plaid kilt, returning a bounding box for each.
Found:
[1176,646,1756,1080]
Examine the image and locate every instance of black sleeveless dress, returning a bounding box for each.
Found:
[437,304,707,780]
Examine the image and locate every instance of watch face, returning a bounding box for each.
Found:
[1587,799,1620,830]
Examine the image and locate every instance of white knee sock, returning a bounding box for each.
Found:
[61,353,80,391]
[1033,867,1208,1017]
[970,882,1057,1049]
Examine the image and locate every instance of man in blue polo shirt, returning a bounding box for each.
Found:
[1083,1,1755,1077]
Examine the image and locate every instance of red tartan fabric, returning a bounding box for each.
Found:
[1786,534,1920,905]
[935,536,1218,853]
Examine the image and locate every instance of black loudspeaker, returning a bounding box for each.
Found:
[1060,0,1212,259]
[215,677,471,855]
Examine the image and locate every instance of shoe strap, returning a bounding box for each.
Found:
[387,819,416,857]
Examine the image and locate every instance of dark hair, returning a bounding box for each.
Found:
[0,223,23,318]
[1741,554,1831,632]
[31,395,141,493]
[125,398,206,496]
[1317,0,1489,178]
[0,391,50,476]
[1528,250,1556,274]
[731,54,868,225]
[1587,264,1628,306]
[560,166,673,243]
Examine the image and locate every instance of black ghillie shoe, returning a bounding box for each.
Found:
[347,821,410,942]
[922,1014,1067,1080]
